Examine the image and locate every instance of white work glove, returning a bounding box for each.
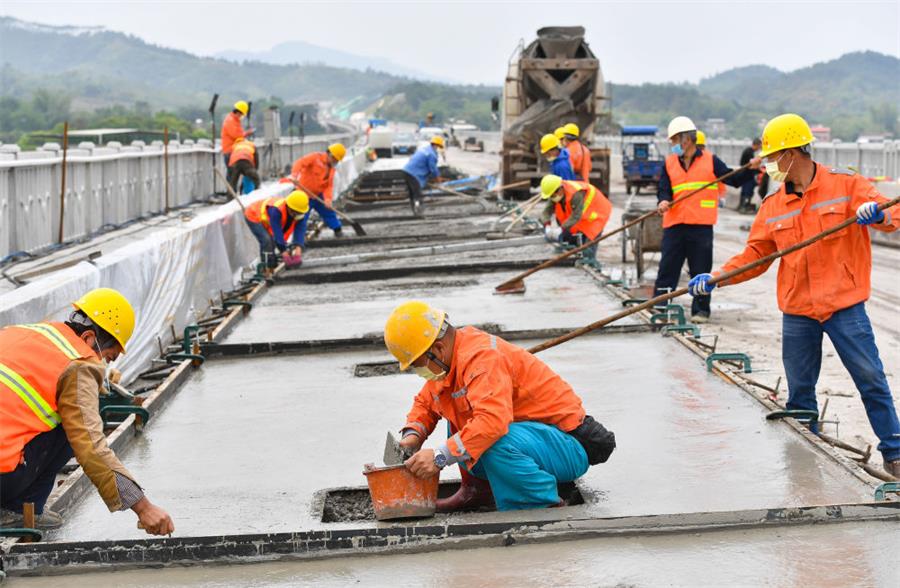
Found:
[856,202,885,225]
[544,225,562,241]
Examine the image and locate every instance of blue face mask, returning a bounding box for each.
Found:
[670,144,684,156]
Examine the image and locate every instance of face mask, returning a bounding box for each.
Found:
[413,365,446,381]
[670,144,684,156]
[765,154,791,183]
[551,194,563,203]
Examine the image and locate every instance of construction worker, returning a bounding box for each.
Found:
[687,113,900,478]
[221,100,253,167]
[696,130,728,205]
[0,288,174,534]
[402,136,444,216]
[227,137,261,194]
[654,115,759,323]
[243,190,310,268]
[560,123,592,182]
[539,174,612,263]
[385,301,615,511]
[290,143,347,238]
[540,134,575,180]
[738,138,764,213]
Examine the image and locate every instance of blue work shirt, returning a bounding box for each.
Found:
[657,148,755,202]
[403,144,440,188]
[268,206,309,250]
[550,148,576,180]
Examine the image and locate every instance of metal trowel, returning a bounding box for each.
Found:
[383,431,412,465]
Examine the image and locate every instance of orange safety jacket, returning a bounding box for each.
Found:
[244,196,296,238]
[567,141,592,182]
[662,150,720,228]
[403,327,586,466]
[554,180,612,240]
[717,164,900,322]
[0,322,96,472]
[229,141,256,166]
[291,152,335,205]
[221,112,245,155]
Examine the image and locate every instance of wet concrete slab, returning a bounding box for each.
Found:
[47,332,871,543]
[14,521,899,587]
[225,267,635,344]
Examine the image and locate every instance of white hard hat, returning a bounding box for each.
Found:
[667,116,697,139]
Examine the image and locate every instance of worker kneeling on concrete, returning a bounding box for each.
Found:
[244,190,310,268]
[227,137,261,195]
[540,174,612,262]
[687,113,900,478]
[289,143,346,238]
[402,136,444,217]
[0,288,174,534]
[384,301,615,511]
[540,134,575,180]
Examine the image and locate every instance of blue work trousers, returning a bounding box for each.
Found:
[0,427,73,514]
[469,422,588,511]
[782,302,900,461]
[654,224,713,316]
[309,197,342,230]
[245,219,277,267]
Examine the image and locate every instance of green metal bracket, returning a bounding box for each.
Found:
[874,482,900,501]
[223,300,253,312]
[182,325,200,355]
[662,324,700,338]
[622,298,648,307]
[0,528,43,541]
[765,409,819,425]
[165,352,205,365]
[604,278,623,286]
[650,305,686,326]
[706,352,752,373]
[100,405,151,427]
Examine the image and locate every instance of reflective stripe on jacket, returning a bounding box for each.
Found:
[403,327,586,466]
[662,150,719,228]
[567,141,592,182]
[244,197,296,238]
[0,322,93,472]
[554,180,612,240]
[229,141,256,165]
[717,163,900,322]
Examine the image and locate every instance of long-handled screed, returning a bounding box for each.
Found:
[494,163,754,295]
[526,196,900,354]
[289,179,367,236]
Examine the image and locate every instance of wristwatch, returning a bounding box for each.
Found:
[433,451,448,469]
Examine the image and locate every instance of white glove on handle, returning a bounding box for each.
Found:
[856,202,885,225]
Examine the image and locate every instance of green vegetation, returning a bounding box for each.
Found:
[372,82,498,130]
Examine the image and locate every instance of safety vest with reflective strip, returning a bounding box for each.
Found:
[243,197,297,238]
[554,180,613,240]
[663,150,719,228]
[229,141,256,165]
[0,322,95,472]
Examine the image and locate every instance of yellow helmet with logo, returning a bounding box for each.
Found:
[696,130,706,146]
[384,301,447,370]
[540,174,563,199]
[562,123,580,137]
[285,190,310,214]
[234,101,249,115]
[759,113,814,158]
[72,288,135,352]
[540,134,561,154]
[327,143,346,161]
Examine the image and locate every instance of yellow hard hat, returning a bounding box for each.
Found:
[696,130,706,146]
[327,143,346,161]
[540,134,561,154]
[759,113,814,158]
[562,123,580,137]
[234,101,249,115]
[384,300,446,370]
[540,174,563,199]
[430,136,445,148]
[554,127,566,140]
[72,287,135,352]
[285,190,310,214]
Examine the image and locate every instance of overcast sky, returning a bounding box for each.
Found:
[2,0,898,85]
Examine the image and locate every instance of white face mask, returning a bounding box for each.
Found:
[765,153,792,183]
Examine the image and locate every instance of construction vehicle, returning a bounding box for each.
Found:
[497,26,611,199]
[621,126,664,195]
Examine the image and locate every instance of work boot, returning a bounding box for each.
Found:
[333,227,344,238]
[884,459,900,480]
[0,508,63,529]
[436,467,495,513]
[691,313,710,324]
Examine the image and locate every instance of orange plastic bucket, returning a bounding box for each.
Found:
[363,464,439,520]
